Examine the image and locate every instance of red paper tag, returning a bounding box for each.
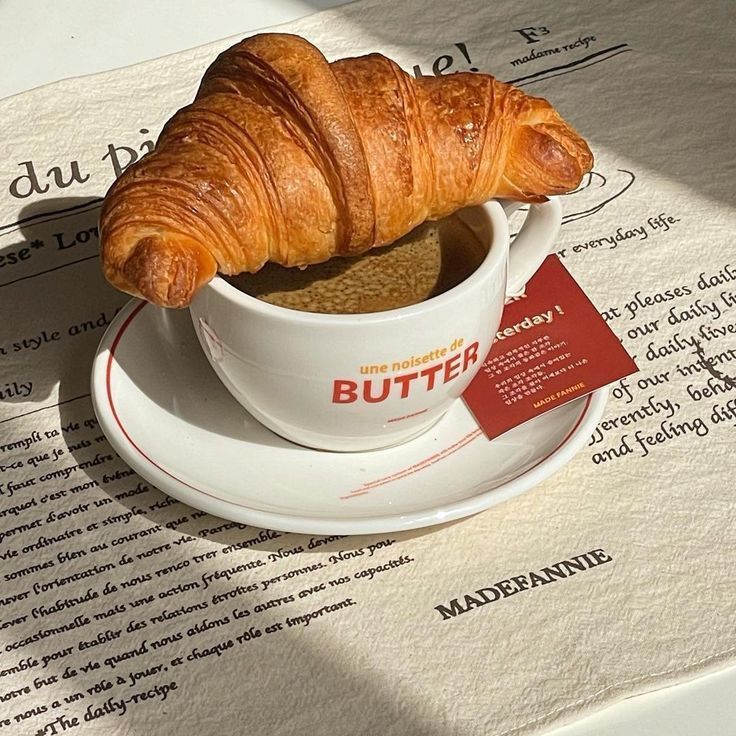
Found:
[463,255,638,440]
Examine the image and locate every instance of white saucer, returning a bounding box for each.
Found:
[91,300,607,535]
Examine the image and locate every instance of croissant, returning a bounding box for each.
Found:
[100,33,592,308]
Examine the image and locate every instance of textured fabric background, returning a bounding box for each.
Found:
[0,1,734,734]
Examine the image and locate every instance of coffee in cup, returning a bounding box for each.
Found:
[225,214,486,315]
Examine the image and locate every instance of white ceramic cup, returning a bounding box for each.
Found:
[189,198,562,451]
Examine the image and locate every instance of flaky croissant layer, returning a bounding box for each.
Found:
[100,33,593,307]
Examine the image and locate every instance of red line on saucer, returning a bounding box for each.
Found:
[340,395,593,499]
[106,301,207,497]
[342,429,483,497]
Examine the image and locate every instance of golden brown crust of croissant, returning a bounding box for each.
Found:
[100,33,592,307]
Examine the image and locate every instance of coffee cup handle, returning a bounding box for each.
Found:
[502,197,562,297]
